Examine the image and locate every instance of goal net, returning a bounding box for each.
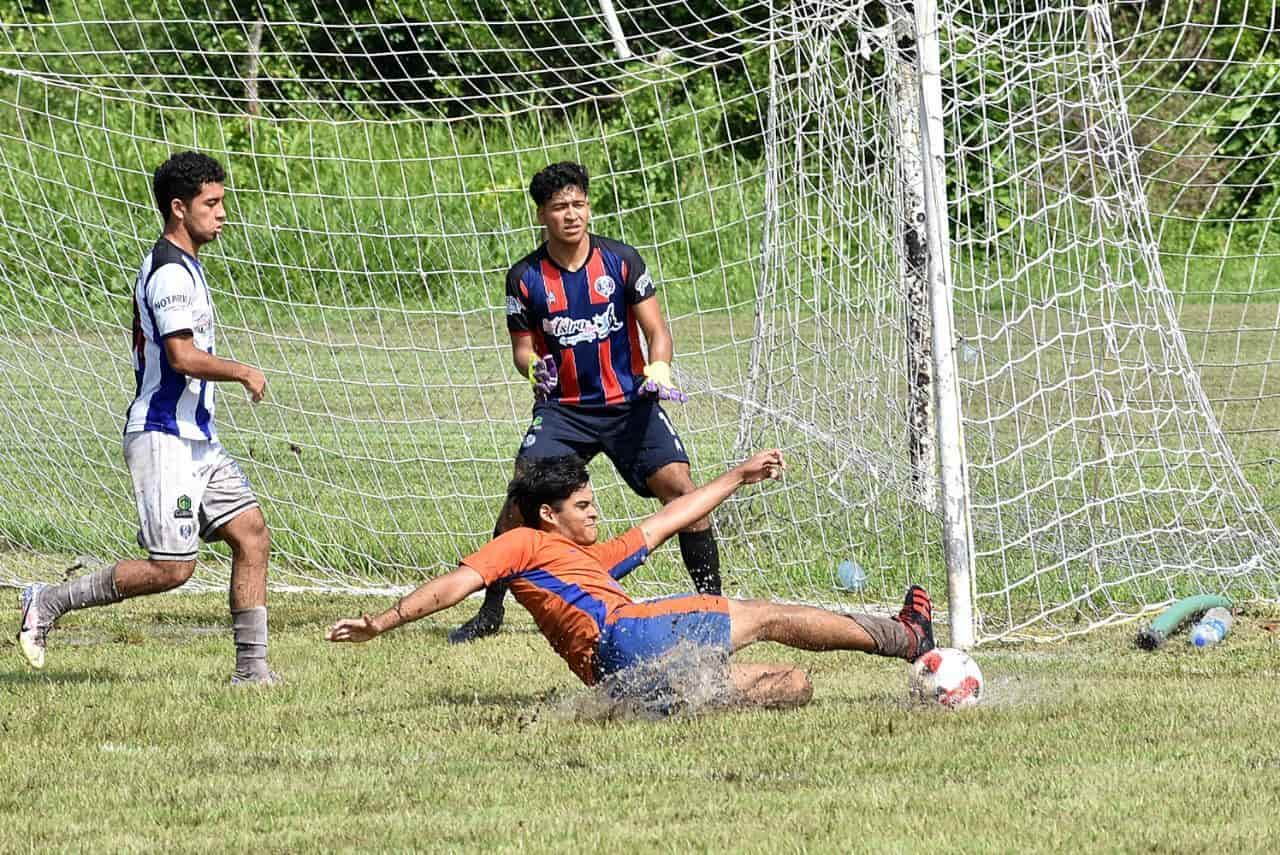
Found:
[1,0,1277,641]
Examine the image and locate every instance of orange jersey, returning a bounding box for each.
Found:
[460,526,649,684]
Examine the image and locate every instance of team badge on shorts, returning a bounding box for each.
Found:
[593,275,616,299]
[174,495,194,519]
[522,434,537,448]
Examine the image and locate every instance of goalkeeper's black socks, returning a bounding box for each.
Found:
[678,529,721,595]
[447,581,507,645]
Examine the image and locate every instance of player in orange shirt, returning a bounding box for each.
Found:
[326,450,934,709]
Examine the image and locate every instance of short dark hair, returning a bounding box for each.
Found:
[529,161,589,207]
[506,455,591,529]
[153,151,226,223]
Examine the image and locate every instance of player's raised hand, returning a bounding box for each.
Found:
[528,354,558,400]
[240,365,267,403]
[737,449,786,484]
[326,615,380,643]
[640,360,688,403]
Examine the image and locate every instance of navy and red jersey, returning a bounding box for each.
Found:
[505,235,656,406]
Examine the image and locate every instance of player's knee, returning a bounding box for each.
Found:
[149,559,196,589]
[782,669,814,708]
[728,598,778,646]
[228,513,271,558]
[742,667,813,710]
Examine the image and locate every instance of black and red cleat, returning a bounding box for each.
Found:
[895,585,935,662]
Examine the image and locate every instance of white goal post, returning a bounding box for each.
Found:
[2,0,1279,644]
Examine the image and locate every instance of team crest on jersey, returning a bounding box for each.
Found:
[546,289,557,307]
[179,524,194,540]
[174,495,193,520]
[593,275,616,299]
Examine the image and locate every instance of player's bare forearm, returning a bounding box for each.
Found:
[639,449,786,551]
[634,300,673,363]
[510,333,536,376]
[163,333,266,401]
[326,566,485,642]
[171,348,250,383]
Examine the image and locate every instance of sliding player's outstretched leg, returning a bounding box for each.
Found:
[727,584,935,662]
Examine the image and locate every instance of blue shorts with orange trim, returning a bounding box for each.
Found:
[594,593,732,682]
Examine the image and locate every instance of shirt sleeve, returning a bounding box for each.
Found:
[621,247,656,305]
[505,263,532,334]
[586,527,650,581]
[460,528,537,585]
[147,264,197,338]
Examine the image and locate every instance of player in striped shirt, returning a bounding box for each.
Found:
[328,450,935,711]
[17,152,279,685]
[448,161,722,643]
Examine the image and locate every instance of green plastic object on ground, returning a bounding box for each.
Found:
[1135,594,1235,650]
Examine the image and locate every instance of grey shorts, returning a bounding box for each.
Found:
[123,431,259,561]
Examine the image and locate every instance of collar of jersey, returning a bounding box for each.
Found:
[540,234,596,275]
[160,235,203,268]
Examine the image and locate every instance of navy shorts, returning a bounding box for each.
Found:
[516,399,689,498]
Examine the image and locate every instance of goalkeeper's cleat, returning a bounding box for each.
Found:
[447,604,505,645]
[230,668,284,687]
[894,585,935,662]
[17,583,52,670]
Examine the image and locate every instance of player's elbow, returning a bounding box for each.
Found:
[163,343,195,374]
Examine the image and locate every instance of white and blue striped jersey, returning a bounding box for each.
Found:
[124,237,217,440]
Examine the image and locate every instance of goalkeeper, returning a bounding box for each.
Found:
[449,161,721,643]
[329,450,935,710]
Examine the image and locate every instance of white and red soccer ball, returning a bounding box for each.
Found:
[909,647,984,708]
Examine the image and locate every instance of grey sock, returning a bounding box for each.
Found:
[42,567,122,623]
[231,606,270,677]
[849,614,915,659]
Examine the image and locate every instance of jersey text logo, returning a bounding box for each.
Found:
[541,303,625,347]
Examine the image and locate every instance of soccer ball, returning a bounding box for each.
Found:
[909,647,984,709]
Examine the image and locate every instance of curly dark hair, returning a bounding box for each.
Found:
[528,161,589,207]
[506,455,591,529]
[153,151,226,223]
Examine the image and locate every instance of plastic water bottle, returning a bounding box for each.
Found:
[836,559,866,593]
[1189,607,1232,649]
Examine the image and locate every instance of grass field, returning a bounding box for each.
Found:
[2,584,1279,852]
